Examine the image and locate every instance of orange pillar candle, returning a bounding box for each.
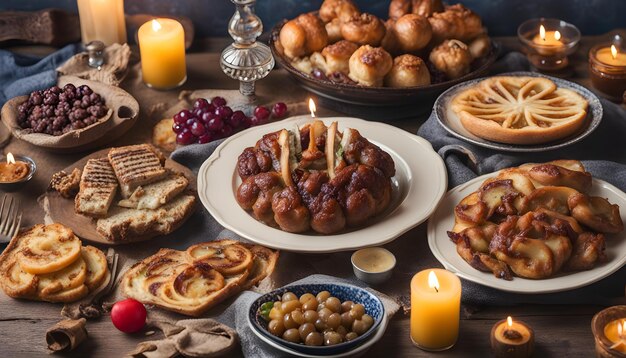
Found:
[410,269,462,351]
[77,0,127,46]
[138,18,187,90]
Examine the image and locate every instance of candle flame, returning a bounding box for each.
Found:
[611,45,618,59]
[539,25,546,41]
[309,98,317,117]
[152,19,162,32]
[428,270,440,292]
[507,316,513,327]
[554,31,561,41]
[6,153,15,164]
[619,320,625,339]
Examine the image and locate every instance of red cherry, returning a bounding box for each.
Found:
[173,113,185,125]
[215,106,233,120]
[110,299,146,333]
[172,122,184,134]
[190,121,207,136]
[207,117,224,131]
[254,106,270,121]
[272,102,288,118]
[211,96,227,107]
[176,130,196,145]
[178,109,192,121]
[229,110,246,128]
[193,98,209,110]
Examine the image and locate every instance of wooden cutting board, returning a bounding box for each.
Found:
[45,148,197,245]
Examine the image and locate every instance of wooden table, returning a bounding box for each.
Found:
[0,35,624,357]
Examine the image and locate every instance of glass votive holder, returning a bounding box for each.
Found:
[591,305,626,358]
[518,18,580,72]
[589,43,626,103]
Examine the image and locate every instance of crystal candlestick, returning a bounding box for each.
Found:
[221,0,275,98]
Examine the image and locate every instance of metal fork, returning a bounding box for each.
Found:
[0,194,21,243]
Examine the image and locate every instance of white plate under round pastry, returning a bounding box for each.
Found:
[198,116,447,253]
[247,310,389,357]
[427,173,626,294]
[434,71,603,153]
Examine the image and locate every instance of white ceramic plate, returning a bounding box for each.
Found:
[198,116,447,253]
[427,173,626,294]
[247,311,389,358]
[434,71,603,153]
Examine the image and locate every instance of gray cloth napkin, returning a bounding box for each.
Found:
[418,52,626,305]
[0,43,80,106]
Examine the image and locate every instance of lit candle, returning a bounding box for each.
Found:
[532,25,564,48]
[138,18,187,90]
[309,98,317,118]
[604,319,626,353]
[0,153,29,182]
[596,45,626,67]
[410,269,461,351]
[77,0,127,46]
[491,316,535,358]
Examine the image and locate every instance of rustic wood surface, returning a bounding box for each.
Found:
[0,34,624,357]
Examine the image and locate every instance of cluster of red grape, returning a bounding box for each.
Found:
[172,97,288,145]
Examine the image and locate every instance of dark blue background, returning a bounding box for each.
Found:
[1,0,625,38]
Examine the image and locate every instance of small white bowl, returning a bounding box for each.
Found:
[351,247,396,285]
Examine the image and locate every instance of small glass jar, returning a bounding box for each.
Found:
[589,44,626,102]
[518,18,580,72]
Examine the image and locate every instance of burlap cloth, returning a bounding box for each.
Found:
[57,43,132,86]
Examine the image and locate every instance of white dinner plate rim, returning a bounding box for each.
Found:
[198,115,447,253]
[427,173,626,294]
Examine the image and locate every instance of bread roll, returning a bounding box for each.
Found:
[428,4,483,44]
[325,18,343,43]
[384,54,431,87]
[279,13,329,59]
[429,39,472,80]
[348,45,393,86]
[322,40,359,75]
[319,0,360,23]
[394,14,432,53]
[341,13,386,46]
[389,0,444,20]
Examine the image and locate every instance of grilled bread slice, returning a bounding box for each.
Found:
[96,194,196,242]
[118,171,189,210]
[75,158,118,218]
[108,144,167,198]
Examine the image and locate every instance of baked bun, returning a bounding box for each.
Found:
[325,18,343,43]
[380,19,399,54]
[319,0,360,23]
[429,4,483,44]
[341,13,386,46]
[348,45,393,87]
[322,40,359,75]
[451,76,589,145]
[394,14,432,52]
[429,39,472,80]
[279,13,329,59]
[389,0,444,20]
[384,54,431,87]
[236,120,395,234]
[468,34,491,59]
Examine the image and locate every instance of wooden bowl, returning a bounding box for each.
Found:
[269,21,498,108]
[45,148,197,245]
[1,75,139,153]
[591,305,626,358]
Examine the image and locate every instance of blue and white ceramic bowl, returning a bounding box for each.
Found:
[248,283,385,356]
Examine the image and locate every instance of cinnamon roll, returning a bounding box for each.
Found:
[341,13,386,46]
[384,54,431,87]
[322,40,359,75]
[319,0,360,23]
[348,45,393,86]
[429,39,472,80]
[279,13,329,59]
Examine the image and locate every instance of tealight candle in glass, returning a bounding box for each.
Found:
[589,43,626,102]
[592,305,626,358]
[518,18,580,72]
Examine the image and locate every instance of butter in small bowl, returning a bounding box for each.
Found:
[351,247,396,285]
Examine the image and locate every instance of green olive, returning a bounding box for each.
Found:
[281,300,301,314]
[291,309,305,325]
[304,310,319,324]
[318,308,333,322]
[305,331,323,346]
[324,331,343,346]
[325,297,341,312]
[283,328,301,343]
[315,318,327,331]
[345,332,358,341]
[350,304,365,319]
[326,312,341,329]
[282,292,298,302]
[299,293,315,304]
[268,319,285,337]
[336,325,348,337]
[283,312,299,329]
[361,314,374,329]
[298,323,315,340]
[302,298,318,311]
[316,291,331,302]
[352,319,367,335]
[341,300,354,313]
[341,311,355,328]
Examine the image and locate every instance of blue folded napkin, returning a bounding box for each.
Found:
[418,52,626,305]
[0,43,80,106]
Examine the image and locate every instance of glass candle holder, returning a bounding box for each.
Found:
[589,43,626,102]
[77,0,127,46]
[591,306,626,358]
[518,18,580,72]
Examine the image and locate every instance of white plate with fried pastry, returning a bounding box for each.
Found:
[435,72,602,152]
[427,167,626,294]
[198,115,447,253]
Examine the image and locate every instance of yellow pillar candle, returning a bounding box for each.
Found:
[138,18,187,90]
[410,268,462,351]
[77,0,127,46]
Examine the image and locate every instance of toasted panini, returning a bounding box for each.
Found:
[75,158,118,217]
[96,194,196,242]
[118,171,189,210]
[108,144,167,198]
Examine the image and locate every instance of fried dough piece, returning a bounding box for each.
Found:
[565,232,606,271]
[521,186,580,215]
[568,194,624,234]
[528,164,592,193]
